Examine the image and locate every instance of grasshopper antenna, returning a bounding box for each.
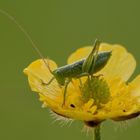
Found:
[0,9,53,74]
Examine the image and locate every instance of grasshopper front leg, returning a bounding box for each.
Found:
[62,79,71,107]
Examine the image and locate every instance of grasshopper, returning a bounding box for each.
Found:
[0,9,111,106]
[46,39,111,105]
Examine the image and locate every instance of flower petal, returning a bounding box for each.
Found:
[68,43,136,81]
[128,75,140,99]
[24,59,58,83]
[68,46,92,64]
[24,59,63,103]
[95,75,140,121]
[98,43,136,82]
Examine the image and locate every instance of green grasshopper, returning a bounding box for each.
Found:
[0,10,111,106]
[45,39,111,105]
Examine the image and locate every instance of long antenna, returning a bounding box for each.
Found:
[0,9,52,73]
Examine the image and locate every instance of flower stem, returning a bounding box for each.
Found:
[94,125,101,140]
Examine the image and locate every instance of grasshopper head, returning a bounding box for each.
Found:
[52,70,65,86]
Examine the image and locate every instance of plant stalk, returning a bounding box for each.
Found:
[94,125,101,140]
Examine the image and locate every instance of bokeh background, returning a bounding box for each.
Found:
[0,0,140,140]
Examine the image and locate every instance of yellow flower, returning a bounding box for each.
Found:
[24,43,140,127]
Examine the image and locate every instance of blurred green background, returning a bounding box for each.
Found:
[0,0,140,140]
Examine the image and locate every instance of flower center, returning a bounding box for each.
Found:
[81,76,110,105]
